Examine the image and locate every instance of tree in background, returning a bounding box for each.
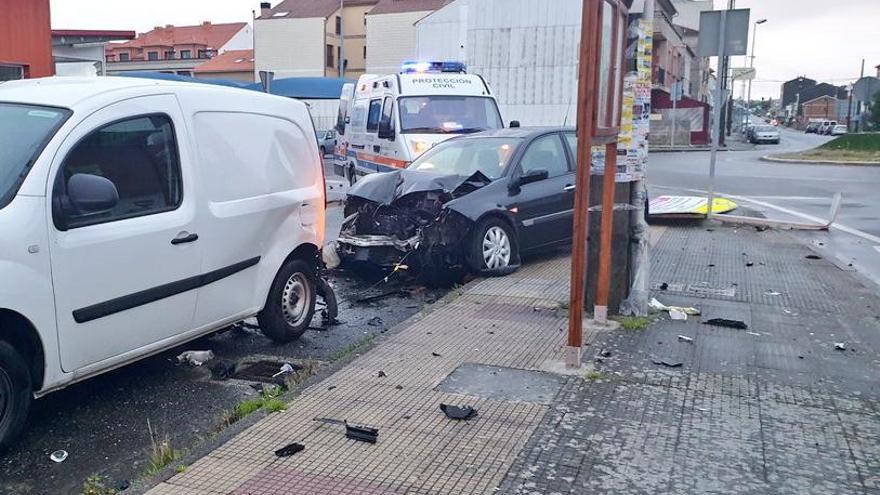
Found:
[869,92,880,130]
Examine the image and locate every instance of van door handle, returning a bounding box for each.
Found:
[171,232,199,245]
[563,184,576,192]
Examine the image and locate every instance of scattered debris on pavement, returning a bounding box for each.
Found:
[272,363,296,378]
[176,350,214,366]
[209,360,236,380]
[49,450,68,463]
[367,316,384,327]
[834,342,846,351]
[431,352,442,357]
[651,357,683,368]
[805,254,822,260]
[659,282,669,290]
[377,370,387,378]
[649,298,700,321]
[704,317,748,329]
[317,277,339,326]
[274,442,305,458]
[314,417,379,443]
[746,262,754,267]
[677,335,693,343]
[356,289,406,304]
[763,289,782,296]
[440,403,478,420]
[746,331,762,336]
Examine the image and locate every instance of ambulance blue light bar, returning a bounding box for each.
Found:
[401,61,467,74]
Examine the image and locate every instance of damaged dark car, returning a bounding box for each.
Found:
[337,128,579,282]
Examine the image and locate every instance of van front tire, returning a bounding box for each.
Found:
[0,341,32,451]
[258,259,317,343]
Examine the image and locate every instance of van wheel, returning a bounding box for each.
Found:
[467,217,518,276]
[258,259,317,343]
[0,341,32,451]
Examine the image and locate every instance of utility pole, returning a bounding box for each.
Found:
[707,8,728,220]
[746,19,766,116]
[338,0,345,78]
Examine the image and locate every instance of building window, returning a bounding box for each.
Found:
[326,44,335,68]
[118,53,130,62]
[164,50,175,60]
[198,49,212,59]
[0,64,25,81]
[180,50,192,59]
[147,51,159,61]
[335,16,342,35]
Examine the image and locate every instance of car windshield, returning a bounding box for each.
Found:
[407,137,521,179]
[755,126,775,132]
[399,96,503,134]
[0,103,71,209]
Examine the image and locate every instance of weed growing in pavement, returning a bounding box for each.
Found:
[282,359,320,390]
[557,300,570,310]
[175,465,187,474]
[614,315,651,331]
[146,419,184,476]
[81,475,116,495]
[262,398,287,413]
[583,370,607,381]
[330,334,377,362]
[219,385,292,428]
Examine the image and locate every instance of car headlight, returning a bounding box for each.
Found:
[410,140,430,156]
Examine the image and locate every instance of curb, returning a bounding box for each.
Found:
[760,155,880,166]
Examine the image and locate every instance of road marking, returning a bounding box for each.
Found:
[746,195,826,201]
[652,185,880,245]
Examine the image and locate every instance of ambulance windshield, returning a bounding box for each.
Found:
[399,96,503,134]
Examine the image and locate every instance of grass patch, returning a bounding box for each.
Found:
[583,370,607,381]
[175,465,187,474]
[775,133,880,163]
[818,133,880,152]
[81,475,117,495]
[330,334,377,362]
[219,384,292,428]
[262,398,287,413]
[146,419,184,477]
[614,315,651,331]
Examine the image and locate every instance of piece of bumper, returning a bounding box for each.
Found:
[336,233,419,266]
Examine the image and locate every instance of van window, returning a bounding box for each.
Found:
[54,114,182,229]
[335,98,349,134]
[366,99,382,132]
[379,97,394,130]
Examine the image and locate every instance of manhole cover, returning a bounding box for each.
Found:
[233,360,301,383]
[436,363,564,404]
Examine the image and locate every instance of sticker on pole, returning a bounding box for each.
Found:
[649,195,737,216]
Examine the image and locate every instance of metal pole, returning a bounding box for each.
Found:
[566,0,600,368]
[746,25,756,114]
[707,9,728,221]
[671,80,677,147]
[338,0,344,78]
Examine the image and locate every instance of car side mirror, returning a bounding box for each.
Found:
[378,120,395,141]
[68,173,118,214]
[511,168,549,190]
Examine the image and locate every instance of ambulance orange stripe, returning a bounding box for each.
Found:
[356,151,409,169]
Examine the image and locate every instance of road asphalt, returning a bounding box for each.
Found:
[648,127,880,288]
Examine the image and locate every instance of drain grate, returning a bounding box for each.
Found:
[233,360,301,383]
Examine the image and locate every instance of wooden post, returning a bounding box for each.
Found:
[566,0,601,368]
[594,141,618,322]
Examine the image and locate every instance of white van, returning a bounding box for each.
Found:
[333,62,504,182]
[0,77,325,447]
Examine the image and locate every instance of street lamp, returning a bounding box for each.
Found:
[746,18,767,114]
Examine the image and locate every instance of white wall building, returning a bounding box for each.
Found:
[365,0,448,74]
[416,0,583,126]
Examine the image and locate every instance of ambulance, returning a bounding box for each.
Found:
[333,61,504,182]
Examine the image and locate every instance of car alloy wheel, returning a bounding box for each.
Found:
[281,272,311,327]
[482,225,511,269]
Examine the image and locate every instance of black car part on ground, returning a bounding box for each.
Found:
[338,170,498,279]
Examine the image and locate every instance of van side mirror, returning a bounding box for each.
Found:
[510,168,548,190]
[378,119,395,141]
[68,173,119,214]
[509,120,521,128]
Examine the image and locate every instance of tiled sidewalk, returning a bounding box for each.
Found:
[147,254,594,495]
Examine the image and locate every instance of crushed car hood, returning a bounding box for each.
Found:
[347,169,493,206]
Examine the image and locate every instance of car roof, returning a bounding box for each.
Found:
[462,126,576,139]
[0,76,251,109]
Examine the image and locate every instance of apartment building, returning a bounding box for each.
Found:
[105,22,252,77]
[0,0,53,80]
[365,0,448,74]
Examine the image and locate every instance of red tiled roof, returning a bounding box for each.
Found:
[260,0,378,20]
[194,49,254,73]
[367,0,449,15]
[110,22,247,51]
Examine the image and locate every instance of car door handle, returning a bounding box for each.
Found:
[563,185,576,192]
[171,232,199,245]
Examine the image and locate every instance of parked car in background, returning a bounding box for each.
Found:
[749,125,781,144]
[805,121,821,133]
[0,77,326,447]
[315,129,337,156]
[337,127,577,281]
[818,120,837,135]
[831,124,848,136]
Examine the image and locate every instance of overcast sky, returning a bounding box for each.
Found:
[49,0,880,100]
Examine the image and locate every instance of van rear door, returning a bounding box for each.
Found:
[48,95,203,372]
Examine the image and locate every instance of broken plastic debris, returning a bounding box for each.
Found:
[677,335,693,343]
[272,363,296,378]
[704,318,747,329]
[377,370,387,378]
[805,254,822,260]
[764,290,782,296]
[314,417,379,443]
[649,298,700,319]
[323,242,341,269]
[50,450,68,463]
[834,342,846,351]
[367,316,384,327]
[745,331,761,336]
[440,403,478,420]
[431,352,442,357]
[669,308,688,321]
[274,442,305,457]
[650,357,683,368]
[176,350,214,366]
